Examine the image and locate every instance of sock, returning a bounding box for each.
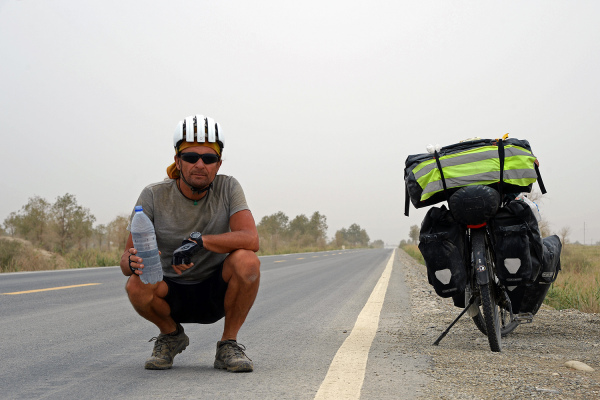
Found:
[168,324,182,336]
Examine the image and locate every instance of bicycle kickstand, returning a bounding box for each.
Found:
[433,296,476,346]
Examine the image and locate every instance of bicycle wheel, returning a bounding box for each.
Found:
[472,305,517,337]
[470,278,518,337]
[471,229,502,352]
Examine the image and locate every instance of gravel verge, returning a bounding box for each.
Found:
[392,249,600,400]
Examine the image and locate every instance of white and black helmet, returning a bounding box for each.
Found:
[173,114,224,151]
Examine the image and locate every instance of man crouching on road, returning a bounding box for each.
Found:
[119,114,260,372]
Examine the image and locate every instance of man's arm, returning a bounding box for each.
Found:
[202,209,259,254]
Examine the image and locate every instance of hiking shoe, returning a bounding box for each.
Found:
[144,324,189,370]
[214,340,253,372]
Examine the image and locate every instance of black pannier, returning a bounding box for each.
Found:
[418,205,467,298]
[520,235,562,314]
[490,199,543,286]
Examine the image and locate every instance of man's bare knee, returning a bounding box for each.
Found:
[224,250,260,283]
[125,276,165,306]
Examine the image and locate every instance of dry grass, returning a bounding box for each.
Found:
[545,243,600,313]
[0,236,120,272]
[0,236,68,272]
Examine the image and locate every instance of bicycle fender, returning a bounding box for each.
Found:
[474,255,489,285]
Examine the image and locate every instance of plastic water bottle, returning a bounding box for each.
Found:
[131,205,163,284]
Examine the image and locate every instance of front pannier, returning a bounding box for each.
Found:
[418,205,467,298]
[490,200,544,286]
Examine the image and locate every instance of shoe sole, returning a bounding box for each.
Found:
[214,359,253,372]
[144,336,189,370]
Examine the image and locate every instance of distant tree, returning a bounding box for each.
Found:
[335,223,369,248]
[308,211,328,245]
[371,239,384,248]
[94,224,108,250]
[558,226,571,245]
[334,228,346,248]
[398,239,408,247]
[409,225,420,244]
[20,196,51,244]
[107,215,130,250]
[2,196,50,244]
[289,214,310,237]
[257,211,329,253]
[257,211,290,253]
[3,211,20,237]
[258,211,289,237]
[538,219,551,238]
[51,193,95,253]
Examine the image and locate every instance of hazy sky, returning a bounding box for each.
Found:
[1,0,599,245]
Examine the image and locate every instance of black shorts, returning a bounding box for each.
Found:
[163,264,228,324]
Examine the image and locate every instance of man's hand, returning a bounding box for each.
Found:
[171,239,202,274]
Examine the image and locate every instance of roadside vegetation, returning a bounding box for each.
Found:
[1,195,382,273]
[545,244,600,313]
[399,226,600,314]
[256,211,375,255]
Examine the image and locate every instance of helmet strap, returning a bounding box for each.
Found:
[178,173,213,204]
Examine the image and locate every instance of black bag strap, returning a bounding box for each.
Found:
[404,184,410,216]
[434,150,450,201]
[534,163,547,194]
[497,139,505,200]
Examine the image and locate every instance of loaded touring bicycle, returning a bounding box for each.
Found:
[404,136,562,352]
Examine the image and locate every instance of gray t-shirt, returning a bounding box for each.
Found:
[128,175,249,282]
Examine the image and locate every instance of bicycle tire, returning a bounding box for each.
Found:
[472,306,518,337]
[471,229,502,352]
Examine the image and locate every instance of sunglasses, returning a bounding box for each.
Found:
[179,152,220,165]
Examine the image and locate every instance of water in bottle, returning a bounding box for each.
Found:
[131,205,163,284]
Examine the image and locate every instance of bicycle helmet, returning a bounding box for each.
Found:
[173,114,225,152]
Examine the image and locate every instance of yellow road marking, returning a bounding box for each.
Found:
[297,257,305,260]
[274,260,286,263]
[314,250,396,400]
[2,283,102,295]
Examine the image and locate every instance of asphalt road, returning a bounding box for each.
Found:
[1,248,425,399]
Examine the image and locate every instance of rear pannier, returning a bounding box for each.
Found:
[418,205,467,298]
[490,199,544,286]
[404,138,544,215]
[520,235,562,314]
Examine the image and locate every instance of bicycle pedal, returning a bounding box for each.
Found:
[514,313,534,324]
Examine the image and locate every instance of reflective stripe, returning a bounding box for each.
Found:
[414,145,533,180]
[420,169,538,201]
[416,154,536,188]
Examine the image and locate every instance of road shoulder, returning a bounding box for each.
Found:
[366,248,600,400]
[361,249,432,399]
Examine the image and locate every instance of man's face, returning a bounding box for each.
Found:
[175,146,222,189]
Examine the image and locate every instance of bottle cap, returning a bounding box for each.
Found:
[135,205,143,212]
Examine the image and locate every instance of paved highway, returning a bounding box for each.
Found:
[1,248,425,399]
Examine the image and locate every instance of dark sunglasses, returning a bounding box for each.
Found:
[179,152,220,165]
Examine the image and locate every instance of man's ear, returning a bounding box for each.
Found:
[174,154,181,170]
